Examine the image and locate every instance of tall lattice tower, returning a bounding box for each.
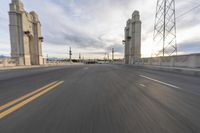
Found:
[153,0,177,57]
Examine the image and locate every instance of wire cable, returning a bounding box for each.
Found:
[176,3,200,19]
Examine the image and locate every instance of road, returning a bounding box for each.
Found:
[0,64,200,133]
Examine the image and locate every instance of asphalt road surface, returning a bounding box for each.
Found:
[0,64,200,133]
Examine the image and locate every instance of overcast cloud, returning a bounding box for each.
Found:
[0,0,200,59]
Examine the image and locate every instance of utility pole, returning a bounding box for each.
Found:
[69,46,72,62]
[82,55,84,64]
[79,53,81,62]
[112,48,114,61]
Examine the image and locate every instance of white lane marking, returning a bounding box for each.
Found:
[139,84,146,87]
[139,75,180,89]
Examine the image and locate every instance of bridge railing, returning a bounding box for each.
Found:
[46,60,72,65]
[0,58,17,67]
[135,53,200,68]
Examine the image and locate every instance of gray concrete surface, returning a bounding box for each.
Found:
[0,65,200,133]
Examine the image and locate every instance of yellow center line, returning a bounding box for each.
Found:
[0,81,58,111]
[0,81,64,119]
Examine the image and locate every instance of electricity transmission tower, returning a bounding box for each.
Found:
[153,0,177,57]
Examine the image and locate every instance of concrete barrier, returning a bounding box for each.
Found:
[136,53,200,68]
[132,65,200,76]
[0,58,17,67]
[0,58,73,69]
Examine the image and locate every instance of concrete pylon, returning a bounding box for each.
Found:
[124,10,141,64]
[9,0,44,66]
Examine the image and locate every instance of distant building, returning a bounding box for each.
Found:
[9,0,44,65]
[124,11,141,64]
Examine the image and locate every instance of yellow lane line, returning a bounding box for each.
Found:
[0,81,58,111]
[0,81,64,119]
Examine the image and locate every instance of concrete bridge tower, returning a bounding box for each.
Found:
[9,0,44,66]
[124,11,141,64]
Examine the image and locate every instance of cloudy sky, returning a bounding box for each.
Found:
[0,0,200,59]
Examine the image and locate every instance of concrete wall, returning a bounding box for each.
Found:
[0,58,66,68]
[0,58,17,67]
[136,54,200,68]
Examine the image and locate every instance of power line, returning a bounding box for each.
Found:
[176,3,200,19]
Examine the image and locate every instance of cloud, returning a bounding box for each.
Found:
[0,0,200,59]
[179,41,200,54]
